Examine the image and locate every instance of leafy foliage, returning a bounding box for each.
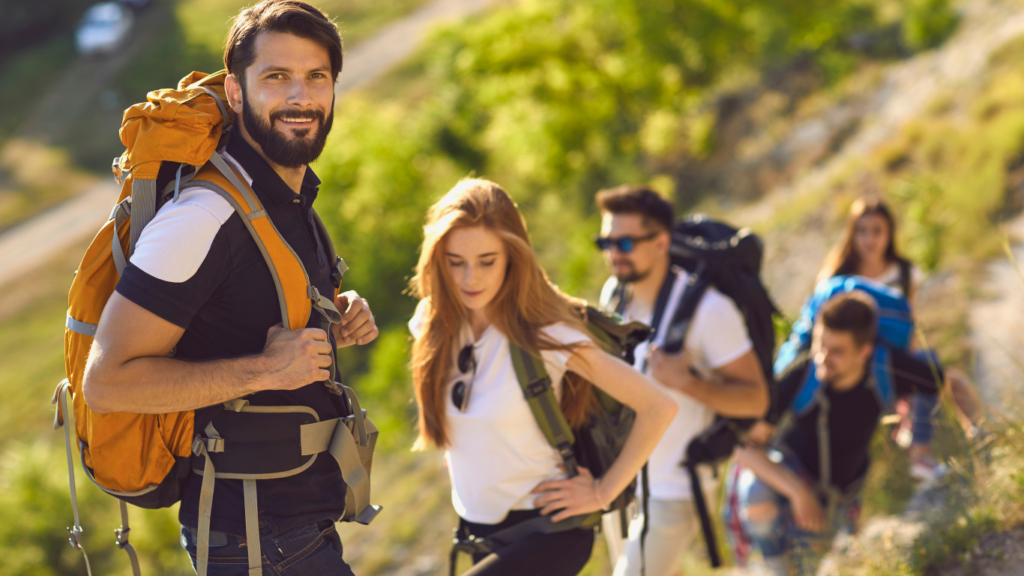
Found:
[316,0,922,434]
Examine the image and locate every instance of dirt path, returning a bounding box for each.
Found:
[719,1,1024,574]
[739,0,1024,313]
[968,214,1024,407]
[0,0,498,289]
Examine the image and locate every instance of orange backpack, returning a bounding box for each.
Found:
[53,71,380,576]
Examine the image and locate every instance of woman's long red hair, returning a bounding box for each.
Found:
[409,179,595,449]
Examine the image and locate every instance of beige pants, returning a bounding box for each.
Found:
[602,499,700,576]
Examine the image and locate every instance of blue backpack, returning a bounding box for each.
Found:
[770,276,917,497]
[774,275,914,417]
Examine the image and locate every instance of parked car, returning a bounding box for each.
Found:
[116,0,151,9]
[75,2,135,56]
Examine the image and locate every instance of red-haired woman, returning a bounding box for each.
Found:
[408,179,677,576]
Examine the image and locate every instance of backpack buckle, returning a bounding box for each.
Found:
[556,442,579,476]
[331,257,347,289]
[524,377,552,398]
[206,437,225,453]
[67,526,84,550]
[114,526,131,548]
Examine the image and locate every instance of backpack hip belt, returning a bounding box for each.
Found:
[191,391,380,576]
[448,512,595,576]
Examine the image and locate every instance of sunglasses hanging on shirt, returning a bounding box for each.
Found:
[451,344,477,412]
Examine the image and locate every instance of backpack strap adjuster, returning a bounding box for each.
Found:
[331,257,348,289]
[114,526,131,548]
[67,525,84,550]
[523,376,552,399]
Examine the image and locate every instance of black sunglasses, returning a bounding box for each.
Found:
[451,344,477,412]
[593,231,659,253]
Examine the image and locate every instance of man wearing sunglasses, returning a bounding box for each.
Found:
[595,186,769,576]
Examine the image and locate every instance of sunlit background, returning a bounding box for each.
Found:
[1,0,1023,574]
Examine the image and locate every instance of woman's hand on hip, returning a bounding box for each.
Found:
[531,467,608,522]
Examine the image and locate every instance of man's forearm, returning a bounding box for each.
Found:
[735,446,807,501]
[684,376,768,417]
[84,352,265,414]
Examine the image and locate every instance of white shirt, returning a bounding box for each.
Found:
[600,270,752,500]
[408,301,593,524]
[130,151,249,282]
[871,262,924,297]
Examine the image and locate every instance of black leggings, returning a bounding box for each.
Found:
[458,510,595,576]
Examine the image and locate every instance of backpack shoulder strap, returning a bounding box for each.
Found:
[599,277,629,316]
[650,267,679,339]
[659,269,709,354]
[613,282,629,315]
[771,364,819,434]
[508,341,579,477]
[190,153,344,384]
[791,366,824,416]
[868,344,896,411]
[190,154,318,331]
[897,259,913,298]
[309,209,348,297]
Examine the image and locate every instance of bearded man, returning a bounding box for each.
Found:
[82,2,377,574]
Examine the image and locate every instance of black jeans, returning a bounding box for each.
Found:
[458,510,595,576]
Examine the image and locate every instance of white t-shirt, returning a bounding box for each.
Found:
[129,151,248,282]
[871,262,924,297]
[408,300,593,524]
[600,270,753,500]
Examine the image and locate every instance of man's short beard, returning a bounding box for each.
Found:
[241,86,334,169]
[614,263,650,284]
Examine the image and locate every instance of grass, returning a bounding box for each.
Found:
[0,37,76,143]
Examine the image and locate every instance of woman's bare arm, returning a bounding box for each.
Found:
[532,343,677,521]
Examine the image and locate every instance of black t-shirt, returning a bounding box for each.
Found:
[116,134,348,536]
[775,347,942,491]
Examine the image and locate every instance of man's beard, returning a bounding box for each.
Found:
[241,88,334,169]
[613,261,650,284]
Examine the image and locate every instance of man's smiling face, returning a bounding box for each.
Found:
[231,31,336,168]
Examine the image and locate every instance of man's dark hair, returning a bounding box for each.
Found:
[224,0,343,83]
[595,185,674,232]
[819,292,877,347]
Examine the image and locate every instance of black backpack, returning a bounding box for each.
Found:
[607,214,779,567]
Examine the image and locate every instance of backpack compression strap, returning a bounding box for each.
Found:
[508,342,579,476]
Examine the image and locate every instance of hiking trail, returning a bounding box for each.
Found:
[720,0,1024,573]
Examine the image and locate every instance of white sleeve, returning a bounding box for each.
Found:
[408,299,430,340]
[688,289,753,370]
[598,276,619,309]
[539,323,593,371]
[129,186,234,283]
